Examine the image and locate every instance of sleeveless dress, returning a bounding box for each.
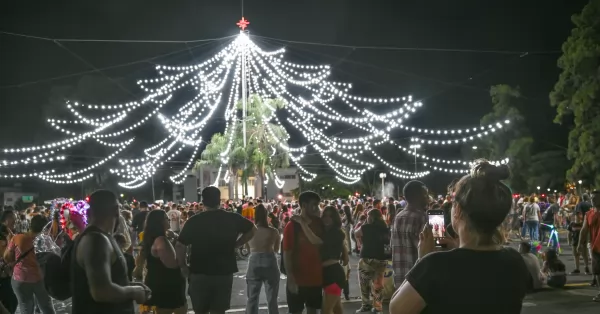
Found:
[71,225,134,314]
[142,248,186,309]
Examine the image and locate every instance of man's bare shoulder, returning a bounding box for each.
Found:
[77,231,113,261]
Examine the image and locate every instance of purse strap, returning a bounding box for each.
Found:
[2,246,34,271]
[15,247,34,265]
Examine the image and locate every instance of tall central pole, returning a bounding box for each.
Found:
[151,175,156,201]
[241,31,248,200]
[414,147,417,173]
[241,32,247,149]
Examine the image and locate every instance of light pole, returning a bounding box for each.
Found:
[578,180,583,194]
[536,186,540,193]
[409,144,421,173]
[379,173,387,199]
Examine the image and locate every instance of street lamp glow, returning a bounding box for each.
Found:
[120,194,124,198]
[379,173,387,199]
[536,186,540,191]
[578,180,583,185]
[409,145,421,173]
[472,146,478,150]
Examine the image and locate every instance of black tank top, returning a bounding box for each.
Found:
[71,225,134,314]
[143,248,186,308]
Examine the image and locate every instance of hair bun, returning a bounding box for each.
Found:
[470,159,510,182]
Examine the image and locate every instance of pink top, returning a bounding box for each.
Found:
[8,234,42,283]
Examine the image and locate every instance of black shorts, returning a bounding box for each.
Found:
[286,286,322,313]
[322,263,346,288]
[592,251,600,275]
[188,273,233,313]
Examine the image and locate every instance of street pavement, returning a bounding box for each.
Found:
[20,233,600,313]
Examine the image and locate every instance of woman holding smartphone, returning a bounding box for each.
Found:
[390,160,529,314]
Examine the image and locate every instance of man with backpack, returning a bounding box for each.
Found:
[540,196,560,243]
[282,191,323,314]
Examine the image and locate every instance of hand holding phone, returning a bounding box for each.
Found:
[418,223,435,259]
[427,209,446,248]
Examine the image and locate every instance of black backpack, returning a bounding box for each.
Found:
[37,239,74,301]
[279,221,300,275]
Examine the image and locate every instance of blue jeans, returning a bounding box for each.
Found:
[245,252,280,314]
[525,221,539,241]
[11,279,55,314]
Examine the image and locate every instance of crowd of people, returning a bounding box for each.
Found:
[0,159,598,314]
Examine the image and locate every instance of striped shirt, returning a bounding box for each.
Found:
[14,219,30,234]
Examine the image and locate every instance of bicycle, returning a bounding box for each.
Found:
[539,222,561,255]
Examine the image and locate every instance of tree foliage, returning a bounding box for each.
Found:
[550,0,600,186]
[241,95,290,194]
[301,176,352,199]
[195,95,290,198]
[527,150,571,191]
[477,85,533,192]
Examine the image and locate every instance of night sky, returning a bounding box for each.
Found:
[0,0,590,197]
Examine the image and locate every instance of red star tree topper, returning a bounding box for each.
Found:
[237,17,250,30]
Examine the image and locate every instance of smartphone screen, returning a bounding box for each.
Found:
[427,210,446,247]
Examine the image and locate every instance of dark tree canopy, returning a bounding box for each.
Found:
[550,0,600,186]
[478,84,533,192]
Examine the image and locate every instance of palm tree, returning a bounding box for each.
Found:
[240,94,290,198]
[194,131,247,199]
[195,95,292,199]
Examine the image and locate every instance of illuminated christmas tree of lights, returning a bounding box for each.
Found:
[0,18,510,189]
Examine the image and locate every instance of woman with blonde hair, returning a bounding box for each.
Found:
[245,204,280,314]
[353,203,365,225]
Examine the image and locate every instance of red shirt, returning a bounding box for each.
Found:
[282,220,323,287]
[586,209,600,253]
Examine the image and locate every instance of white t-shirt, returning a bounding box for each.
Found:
[167,209,182,232]
[522,203,540,221]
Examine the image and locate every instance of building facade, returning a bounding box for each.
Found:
[180,165,300,202]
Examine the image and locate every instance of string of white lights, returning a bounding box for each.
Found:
[423,158,509,174]
[386,139,510,168]
[397,119,510,136]
[0,26,513,187]
[410,120,510,145]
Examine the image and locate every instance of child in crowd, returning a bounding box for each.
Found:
[518,242,543,291]
[341,237,351,300]
[541,249,567,288]
[180,210,188,229]
[567,213,590,274]
[352,214,367,253]
[114,233,135,281]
